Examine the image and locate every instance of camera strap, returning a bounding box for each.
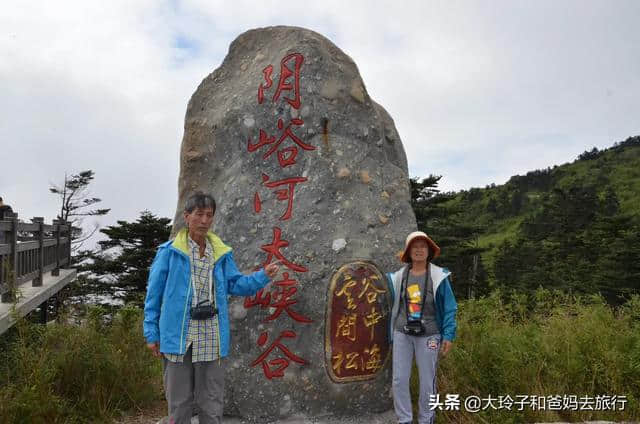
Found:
[210,245,217,309]
[190,239,216,309]
[402,264,429,323]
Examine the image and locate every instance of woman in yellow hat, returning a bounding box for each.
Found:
[387,231,458,424]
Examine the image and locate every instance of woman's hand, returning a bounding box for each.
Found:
[440,340,452,356]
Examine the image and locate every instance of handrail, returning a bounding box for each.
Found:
[0,213,73,303]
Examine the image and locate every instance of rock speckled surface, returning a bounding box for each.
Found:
[171,26,416,422]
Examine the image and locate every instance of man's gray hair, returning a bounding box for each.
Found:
[184,192,216,214]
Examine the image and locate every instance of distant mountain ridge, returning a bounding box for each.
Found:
[414,135,640,303]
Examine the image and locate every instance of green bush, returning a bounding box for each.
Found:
[0,306,162,423]
[2,291,639,423]
[430,289,640,422]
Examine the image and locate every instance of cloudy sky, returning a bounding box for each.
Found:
[1,0,639,243]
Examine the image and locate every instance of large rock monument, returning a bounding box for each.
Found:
[172,26,416,421]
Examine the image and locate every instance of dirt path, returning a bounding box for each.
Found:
[113,400,166,424]
[114,405,397,424]
[114,405,636,424]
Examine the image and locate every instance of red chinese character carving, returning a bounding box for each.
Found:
[261,227,308,272]
[266,278,313,323]
[272,53,304,109]
[254,192,262,213]
[243,272,312,323]
[257,65,273,104]
[244,287,271,309]
[246,118,315,168]
[247,129,276,153]
[259,173,307,220]
[272,271,297,287]
[251,330,307,379]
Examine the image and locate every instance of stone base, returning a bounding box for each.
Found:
[157,409,397,424]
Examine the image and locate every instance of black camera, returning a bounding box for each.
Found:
[403,320,426,336]
[190,301,218,320]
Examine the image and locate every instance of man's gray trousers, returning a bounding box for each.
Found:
[162,346,224,424]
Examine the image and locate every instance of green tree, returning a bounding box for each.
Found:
[410,175,489,298]
[49,170,110,251]
[601,186,620,216]
[79,210,171,306]
[406,136,640,303]
[486,196,498,215]
[494,177,640,302]
[496,189,510,218]
[410,175,442,205]
[510,189,524,214]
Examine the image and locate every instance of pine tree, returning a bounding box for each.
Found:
[79,210,172,306]
[410,175,489,298]
[49,170,110,251]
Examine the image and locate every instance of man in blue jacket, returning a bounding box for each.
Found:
[144,192,279,424]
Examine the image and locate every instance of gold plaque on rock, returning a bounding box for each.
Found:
[325,261,391,383]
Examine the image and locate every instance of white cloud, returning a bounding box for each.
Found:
[1,0,639,244]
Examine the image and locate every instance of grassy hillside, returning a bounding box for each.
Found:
[415,135,640,301]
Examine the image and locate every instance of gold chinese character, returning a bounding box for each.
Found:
[345,352,361,371]
[364,344,382,372]
[363,307,383,341]
[358,276,385,304]
[336,278,358,310]
[332,352,344,376]
[336,313,357,342]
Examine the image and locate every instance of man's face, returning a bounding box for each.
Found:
[184,207,214,239]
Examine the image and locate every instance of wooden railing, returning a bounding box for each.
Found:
[0,213,72,303]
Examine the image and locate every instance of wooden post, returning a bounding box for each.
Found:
[10,213,17,289]
[52,219,61,277]
[33,217,44,287]
[0,215,6,244]
[0,216,6,299]
[1,213,18,302]
[65,222,72,268]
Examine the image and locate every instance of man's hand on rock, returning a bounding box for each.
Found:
[265,260,281,280]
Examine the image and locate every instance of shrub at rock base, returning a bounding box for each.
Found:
[432,289,640,423]
[0,307,162,423]
[2,292,639,423]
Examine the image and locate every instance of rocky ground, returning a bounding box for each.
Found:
[114,403,637,424]
[115,406,397,424]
